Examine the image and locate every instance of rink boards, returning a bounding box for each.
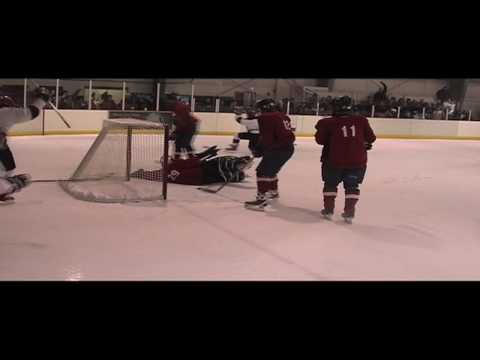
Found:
[8,109,480,140]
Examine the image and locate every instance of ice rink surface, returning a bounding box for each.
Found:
[1,134,480,280]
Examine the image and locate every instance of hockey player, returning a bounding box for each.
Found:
[0,88,50,202]
[166,94,199,160]
[314,100,376,223]
[131,146,253,186]
[244,98,295,211]
[226,110,261,156]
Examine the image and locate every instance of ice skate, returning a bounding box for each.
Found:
[245,194,268,211]
[266,190,279,200]
[0,194,15,204]
[8,174,32,190]
[226,143,239,151]
[0,174,31,204]
[321,209,333,220]
[341,213,354,224]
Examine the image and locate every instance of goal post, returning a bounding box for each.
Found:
[59,116,173,203]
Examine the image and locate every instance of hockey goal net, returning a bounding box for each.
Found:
[59,117,171,203]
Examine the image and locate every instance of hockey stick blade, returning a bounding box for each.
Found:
[32,179,65,183]
[197,182,227,193]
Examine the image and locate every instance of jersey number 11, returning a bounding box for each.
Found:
[342,125,356,137]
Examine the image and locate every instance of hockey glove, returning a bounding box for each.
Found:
[33,87,51,102]
[235,114,244,124]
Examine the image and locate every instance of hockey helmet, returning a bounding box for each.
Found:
[332,98,352,116]
[255,98,278,113]
[0,96,16,108]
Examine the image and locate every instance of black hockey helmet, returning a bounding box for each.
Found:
[255,98,278,113]
[332,98,352,116]
[0,96,16,108]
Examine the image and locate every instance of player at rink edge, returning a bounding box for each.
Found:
[244,98,296,211]
[314,99,376,224]
[0,88,50,203]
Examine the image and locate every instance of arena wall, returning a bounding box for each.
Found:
[8,109,480,139]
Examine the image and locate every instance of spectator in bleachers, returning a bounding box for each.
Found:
[432,106,444,120]
[99,92,117,110]
[436,86,450,104]
[373,81,388,103]
[91,92,99,109]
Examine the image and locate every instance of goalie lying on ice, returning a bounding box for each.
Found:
[131,146,254,186]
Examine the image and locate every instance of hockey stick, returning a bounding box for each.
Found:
[31,179,65,183]
[197,152,231,193]
[28,79,72,129]
[197,178,255,193]
[32,179,101,183]
[197,181,228,193]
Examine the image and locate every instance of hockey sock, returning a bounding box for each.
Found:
[344,188,360,217]
[257,178,271,194]
[272,178,278,192]
[323,186,337,213]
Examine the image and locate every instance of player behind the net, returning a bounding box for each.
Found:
[244,98,295,211]
[314,99,376,223]
[164,93,199,160]
[0,88,50,203]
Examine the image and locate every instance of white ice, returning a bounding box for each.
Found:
[1,134,480,280]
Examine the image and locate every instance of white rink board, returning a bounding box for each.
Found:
[9,116,43,134]
[45,110,108,132]
[8,109,480,138]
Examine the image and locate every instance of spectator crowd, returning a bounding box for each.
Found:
[282,83,470,120]
[0,83,475,120]
[55,89,155,111]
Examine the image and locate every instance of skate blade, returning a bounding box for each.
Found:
[0,199,15,205]
[343,218,353,224]
[244,204,267,212]
[321,210,333,220]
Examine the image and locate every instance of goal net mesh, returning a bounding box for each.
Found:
[59,117,171,203]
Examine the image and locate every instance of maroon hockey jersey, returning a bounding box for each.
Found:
[257,112,295,151]
[167,158,203,185]
[173,101,198,133]
[315,115,376,168]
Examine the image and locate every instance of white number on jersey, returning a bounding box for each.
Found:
[342,125,356,138]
